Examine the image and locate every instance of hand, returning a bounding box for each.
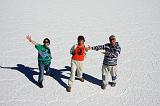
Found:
[26,35,37,45]
[85,45,91,51]
[26,35,32,42]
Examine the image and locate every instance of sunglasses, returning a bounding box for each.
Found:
[110,38,115,41]
[44,41,49,44]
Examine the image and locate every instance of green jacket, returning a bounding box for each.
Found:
[35,44,52,65]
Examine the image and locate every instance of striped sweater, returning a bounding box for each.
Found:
[91,42,121,66]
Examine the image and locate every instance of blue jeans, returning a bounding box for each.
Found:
[38,62,50,83]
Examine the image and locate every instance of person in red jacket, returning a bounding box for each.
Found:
[66,35,90,92]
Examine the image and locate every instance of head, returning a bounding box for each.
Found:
[43,38,50,47]
[17,64,25,67]
[109,35,116,46]
[78,35,85,45]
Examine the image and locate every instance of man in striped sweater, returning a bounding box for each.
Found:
[90,35,121,89]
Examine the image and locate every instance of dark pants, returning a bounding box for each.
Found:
[38,62,50,83]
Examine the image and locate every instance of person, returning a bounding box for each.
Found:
[26,35,52,88]
[89,35,121,89]
[66,35,90,92]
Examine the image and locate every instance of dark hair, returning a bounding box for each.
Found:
[109,35,115,41]
[78,35,85,42]
[43,38,50,44]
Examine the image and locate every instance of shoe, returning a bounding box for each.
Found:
[45,72,49,76]
[38,82,43,88]
[66,86,71,92]
[79,78,84,82]
[110,82,116,87]
[101,84,107,90]
[75,71,78,76]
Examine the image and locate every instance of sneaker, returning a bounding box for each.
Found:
[110,82,116,87]
[79,78,84,82]
[45,72,50,76]
[75,71,78,76]
[101,84,107,90]
[38,82,43,88]
[66,86,71,92]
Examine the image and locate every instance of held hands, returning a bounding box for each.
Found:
[85,45,91,52]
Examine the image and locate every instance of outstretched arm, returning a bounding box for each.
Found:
[91,45,105,51]
[26,35,37,45]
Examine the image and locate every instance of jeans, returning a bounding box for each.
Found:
[38,62,50,83]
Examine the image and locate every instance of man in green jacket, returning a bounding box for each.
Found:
[26,35,52,88]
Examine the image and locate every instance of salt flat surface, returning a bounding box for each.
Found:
[0,0,160,106]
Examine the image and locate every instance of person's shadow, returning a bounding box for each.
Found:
[49,66,70,89]
[0,65,102,88]
[50,66,102,87]
[83,73,102,86]
[0,64,70,88]
[0,64,39,86]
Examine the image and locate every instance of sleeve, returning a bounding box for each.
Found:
[91,44,105,51]
[70,45,76,55]
[108,43,121,58]
[35,44,42,51]
[48,49,52,59]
